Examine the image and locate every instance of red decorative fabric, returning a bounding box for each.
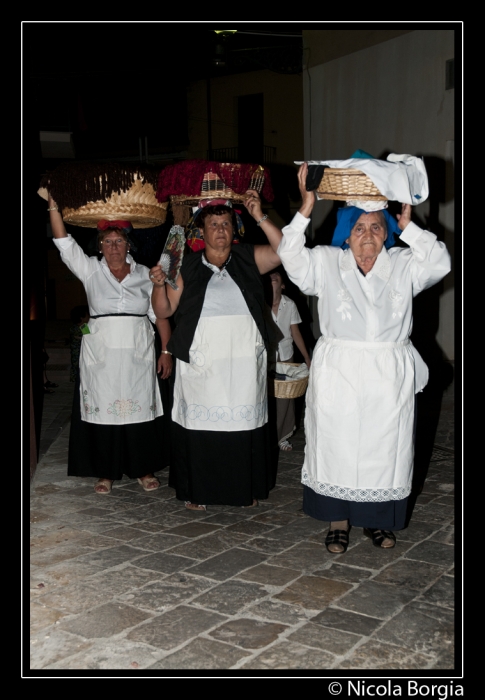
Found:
[156,160,274,203]
[97,219,132,231]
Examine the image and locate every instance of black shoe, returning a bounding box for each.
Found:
[364,528,396,548]
[325,528,350,553]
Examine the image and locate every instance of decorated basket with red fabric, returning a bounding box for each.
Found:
[156,159,274,207]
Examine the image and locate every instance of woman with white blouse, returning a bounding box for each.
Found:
[48,195,172,495]
[278,164,451,553]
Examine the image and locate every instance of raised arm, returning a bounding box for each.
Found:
[244,189,282,274]
[47,194,68,238]
[150,265,184,319]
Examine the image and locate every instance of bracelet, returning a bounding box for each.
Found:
[47,206,58,212]
[256,215,268,226]
[161,350,172,355]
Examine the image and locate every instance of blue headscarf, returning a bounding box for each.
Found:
[331,206,402,249]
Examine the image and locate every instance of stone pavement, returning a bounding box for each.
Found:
[28,354,457,676]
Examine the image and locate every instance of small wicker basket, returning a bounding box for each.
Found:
[270,363,309,400]
[171,165,266,206]
[317,168,387,201]
[38,176,168,229]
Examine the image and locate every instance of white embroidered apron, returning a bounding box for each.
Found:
[79,316,163,425]
[173,314,267,432]
[302,336,416,502]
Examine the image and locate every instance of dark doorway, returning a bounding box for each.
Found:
[238,93,264,164]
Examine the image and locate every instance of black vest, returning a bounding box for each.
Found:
[167,245,279,363]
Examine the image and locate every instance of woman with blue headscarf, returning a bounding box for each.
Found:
[277,164,451,553]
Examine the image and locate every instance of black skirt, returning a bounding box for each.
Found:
[169,421,275,507]
[67,373,171,480]
[303,485,408,531]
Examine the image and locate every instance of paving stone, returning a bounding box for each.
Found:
[30,601,70,635]
[336,540,412,570]
[149,637,251,669]
[202,512,251,526]
[127,532,190,551]
[403,541,454,567]
[58,602,154,639]
[185,547,268,581]
[87,563,162,595]
[246,600,315,626]
[29,526,89,551]
[241,537,296,555]
[311,607,382,636]
[267,542,328,573]
[411,503,454,525]
[192,579,269,615]
[43,639,163,670]
[237,563,300,587]
[168,531,247,560]
[268,518,327,542]
[33,580,116,614]
[133,551,196,574]
[336,640,434,670]
[241,640,335,669]
[164,521,223,538]
[416,574,455,609]
[251,511,298,526]
[117,573,213,611]
[73,544,148,568]
[209,617,288,649]
[126,605,227,650]
[373,600,454,654]
[334,580,416,619]
[287,621,362,655]
[373,559,447,591]
[429,524,454,545]
[312,563,373,584]
[30,542,93,567]
[30,510,52,524]
[274,575,352,610]
[264,486,304,506]
[33,559,104,586]
[398,520,443,542]
[30,629,94,669]
[98,525,154,542]
[225,520,277,537]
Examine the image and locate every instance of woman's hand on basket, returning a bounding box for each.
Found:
[297,163,315,219]
[244,189,264,221]
[149,264,167,287]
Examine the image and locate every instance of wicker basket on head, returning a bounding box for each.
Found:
[170,164,267,207]
[38,163,168,229]
[317,168,387,201]
[270,363,309,399]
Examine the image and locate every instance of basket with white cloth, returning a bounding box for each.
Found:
[270,362,309,399]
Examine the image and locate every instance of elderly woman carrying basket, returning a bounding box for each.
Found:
[278,160,451,552]
[47,193,171,494]
[150,177,283,510]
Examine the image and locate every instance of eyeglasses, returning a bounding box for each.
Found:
[102,239,126,246]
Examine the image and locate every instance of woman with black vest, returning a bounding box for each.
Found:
[150,192,282,510]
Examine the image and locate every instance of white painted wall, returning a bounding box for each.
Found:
[302,29,456,360]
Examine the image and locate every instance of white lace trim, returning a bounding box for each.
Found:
[302,470,411,502]
[340,250,354,271]
[374,256,391,281]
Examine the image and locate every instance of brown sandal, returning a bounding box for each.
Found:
[184,501,207,511]
[94,479,113,494]
[137,476,160,492]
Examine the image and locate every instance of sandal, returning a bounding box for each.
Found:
[325,528,350,554]
[94,479,113,494]
[137,476,160,492]
[279,440,293,451]
[364,528,396,549]
[184,501,207,511]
